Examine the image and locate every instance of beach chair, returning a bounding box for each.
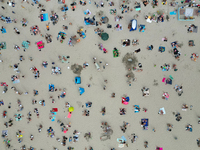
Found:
[75,77,81,84]
[40,13,49,22]
[139,25,145,32]
[79,87,85,95]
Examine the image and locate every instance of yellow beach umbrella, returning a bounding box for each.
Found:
[69,107,74,112]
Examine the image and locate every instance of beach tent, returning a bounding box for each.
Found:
[101,33,109,41]
[130,19,137,31]
[75,77,81,84]
[40,13,49,22]
[79,87,85,95]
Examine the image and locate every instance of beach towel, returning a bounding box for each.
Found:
[162,78,166,82]
[49,84,55,91]
[139,25,145,32]
[193,26,198,33]
[117,138,124,143]
[13,79,20,84]
[51,116,55,121]
[0,42,6,50]
[113,49,119,57]
[1,28,6,34]
[37,41,44,49]
[159,107,166,114]
[169,75,173,80]
[134,105,140,113]
[22,41,30,49]
[79,87,85,95]
[121,136,127,141]
[41,13,49,21]
[141,119,149,127]
[67,112,72,118]
[52,108,58,112]
[170,11,176,15]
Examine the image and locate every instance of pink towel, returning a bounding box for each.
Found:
[67,112,72,118]
[162,78,166,82]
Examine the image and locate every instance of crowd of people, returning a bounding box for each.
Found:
[1,0,200,149]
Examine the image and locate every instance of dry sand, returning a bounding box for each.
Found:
[0,0,200,150]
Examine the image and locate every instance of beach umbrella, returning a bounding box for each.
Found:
[79,87,85,95]
[101,16,109,24]
[101,33,109,41]
[69,107,74,112]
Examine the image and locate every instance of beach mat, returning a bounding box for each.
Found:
[193,26,198,33]
[170,11,176,15]
[67,112,72,118]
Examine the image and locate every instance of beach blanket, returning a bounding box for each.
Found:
[13,79,20,84]
[0,42,6,50]
[22,41,30,49]
[1,28,6,34]
[159,107,166,114]
[41,13,49,21]
[134,105,140,113]
[113,49,119,57]
[49,84,55,91]
[67,112,72,118]
[37,41,44,49]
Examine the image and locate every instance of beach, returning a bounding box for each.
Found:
[0,0,200,150]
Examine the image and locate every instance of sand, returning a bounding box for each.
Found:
[0,0,200,150]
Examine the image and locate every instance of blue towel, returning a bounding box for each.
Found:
[170,11,176,15]
[121,136,127,141]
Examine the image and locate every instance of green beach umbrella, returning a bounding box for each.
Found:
[101,33,109,41]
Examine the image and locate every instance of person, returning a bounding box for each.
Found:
[142,0,148,6]
[46,23,49,31]
[111,93,115,98]
[100,107,106,115]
